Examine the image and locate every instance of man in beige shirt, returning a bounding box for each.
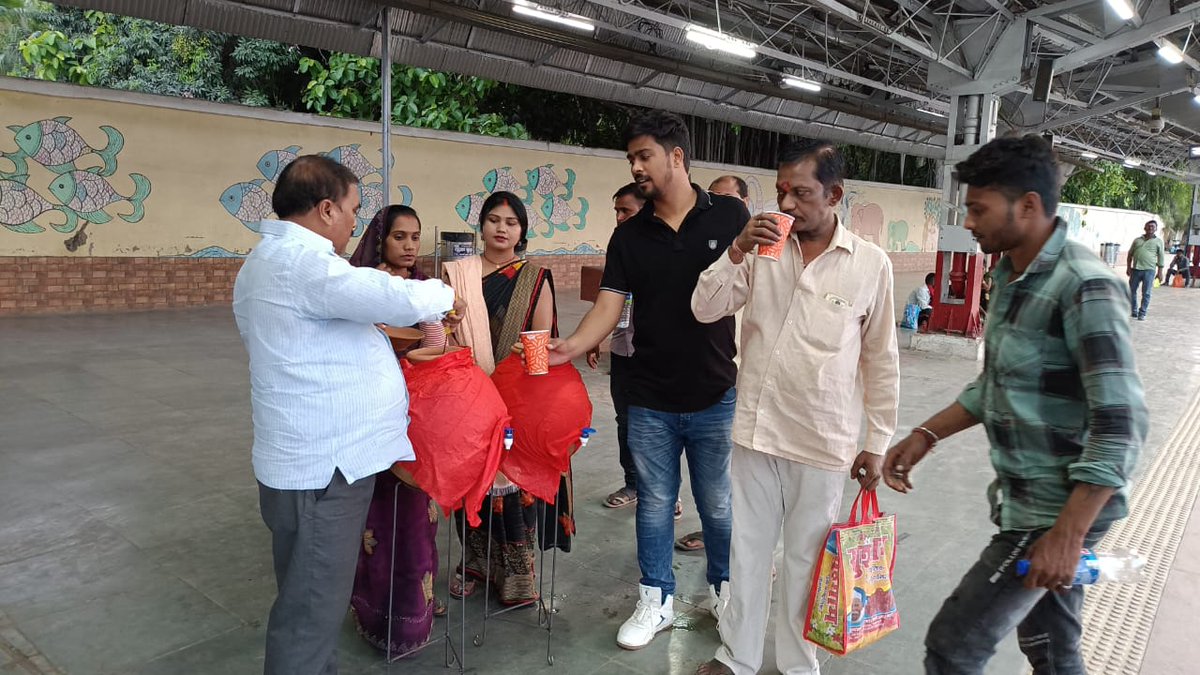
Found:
[692,139,899,675]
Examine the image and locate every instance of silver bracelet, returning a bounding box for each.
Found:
[913,426,940,450]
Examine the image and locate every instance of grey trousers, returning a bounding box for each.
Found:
[258,469,376,675]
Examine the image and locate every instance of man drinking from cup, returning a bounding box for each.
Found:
[690,139,900,675]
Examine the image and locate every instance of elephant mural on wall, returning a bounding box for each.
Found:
[849,201,884,246]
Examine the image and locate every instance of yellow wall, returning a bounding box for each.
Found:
[1,79,944,258]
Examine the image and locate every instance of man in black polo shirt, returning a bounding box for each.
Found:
[546,110,747,649]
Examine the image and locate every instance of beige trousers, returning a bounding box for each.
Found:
[715,445,846,675]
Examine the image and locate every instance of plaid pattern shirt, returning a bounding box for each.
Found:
[958,220,1147,532]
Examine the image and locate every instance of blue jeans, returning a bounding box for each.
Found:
[627,388,735,596]
[925,527,1106,675]
[1129,268,1155,318]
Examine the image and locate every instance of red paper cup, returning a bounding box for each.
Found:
[520,330,550,375]
[757,211,795,261]
[419,321,447,350]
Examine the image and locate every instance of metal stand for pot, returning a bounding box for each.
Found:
[469,486,565,667]
[382,488,467,673]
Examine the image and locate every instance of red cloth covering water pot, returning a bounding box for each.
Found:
[400,348,509,526]
[490,354,592,503]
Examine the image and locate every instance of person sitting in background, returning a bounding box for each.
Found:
[1166,248,1193,287]
[904,273,935,330]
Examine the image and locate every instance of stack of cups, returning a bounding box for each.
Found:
[757,211,796,261]
[419,321,447,350]
[520,330,551,375]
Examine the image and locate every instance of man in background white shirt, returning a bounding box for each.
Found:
[233,155,460,675]
[905,272,936,329]
[692,139,899,675]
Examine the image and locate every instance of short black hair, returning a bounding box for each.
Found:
[925,273,936,285]
[272,154,359,219]
[778,139,845,194]
[712,175,749,199]
[480,191,530,253]
[622,110,692,171]
[613,182,644,202]
[955,135,1059,217]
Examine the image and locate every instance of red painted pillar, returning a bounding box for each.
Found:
[929,251,984,338]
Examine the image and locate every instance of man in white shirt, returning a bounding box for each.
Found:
[233,155,460,675]
[691,139,900,675]
[905,272,936,329]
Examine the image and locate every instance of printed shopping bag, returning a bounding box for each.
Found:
[901,304,920,330]
[803,489,899,655]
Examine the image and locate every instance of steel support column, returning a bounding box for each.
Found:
[929,93,995,339]
[380,7,393,206]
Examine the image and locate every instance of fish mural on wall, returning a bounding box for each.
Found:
[0,118,150,249]
[1,179,77,234]
[9,117,124,176]
[524,164,575,202]
[326,144,388,181]
[219,144,414,243]
[483,167,523,194]
[256,145,301,182]
[220,179,274,231]
[459,164,589,247]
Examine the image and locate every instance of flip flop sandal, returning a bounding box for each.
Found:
[604,487,638,508]
[674,500,683,521]
[675,531,705,552]
[449,573,477,599]
[434,598,448,617]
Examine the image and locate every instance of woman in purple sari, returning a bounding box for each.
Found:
[348,205,444,655]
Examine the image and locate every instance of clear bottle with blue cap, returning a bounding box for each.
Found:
[1016,548,1145,586]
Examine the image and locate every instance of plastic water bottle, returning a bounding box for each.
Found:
[617,294,633,329]
[1016,548,1145,586]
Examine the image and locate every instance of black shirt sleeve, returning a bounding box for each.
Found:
[600,226,629,295]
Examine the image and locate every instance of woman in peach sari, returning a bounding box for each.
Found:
[443,191,574,606]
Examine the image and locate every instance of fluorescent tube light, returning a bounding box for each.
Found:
[1080,152,1098,159]
[1124,158,1142,166]
[1106,0,1135,21]
[782,76,821,92]
[1158,41,1185,64]
[511,1,595,32]
[1147,170,1157,176]
[1190,146,1200,157]
[685,25,757,59]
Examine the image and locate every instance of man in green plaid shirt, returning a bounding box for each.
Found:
[883,135,1147,675]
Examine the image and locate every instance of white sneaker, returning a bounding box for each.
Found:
[617,584,674,650]
[709,581,729,622]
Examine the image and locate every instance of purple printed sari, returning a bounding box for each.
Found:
[348,210,437,654]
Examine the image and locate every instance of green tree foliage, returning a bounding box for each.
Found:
[1062,161,1193,238]
[10,7,303,107]
[1061,161,1137,208]
[298,53,527,139]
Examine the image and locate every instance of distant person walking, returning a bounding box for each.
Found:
[1127,220,1166,320]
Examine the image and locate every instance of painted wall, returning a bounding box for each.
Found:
[1056,203,1163,255]
[1,79,945,261]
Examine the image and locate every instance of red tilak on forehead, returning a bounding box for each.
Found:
[779,181,792,192]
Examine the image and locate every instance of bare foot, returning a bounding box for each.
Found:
[696,659,734,675]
